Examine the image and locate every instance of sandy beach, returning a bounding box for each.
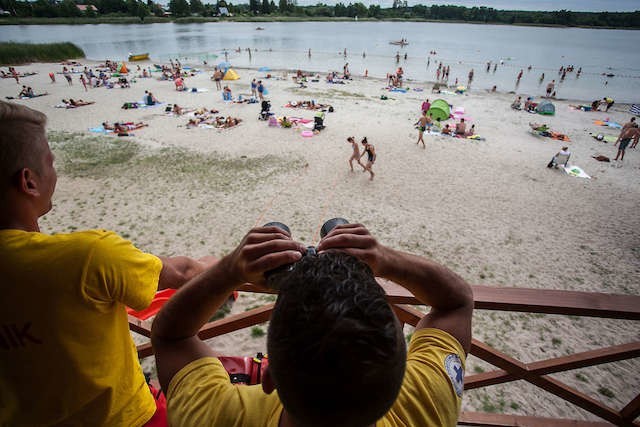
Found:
[2,60,638,420]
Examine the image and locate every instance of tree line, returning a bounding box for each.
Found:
[1,0,638,29]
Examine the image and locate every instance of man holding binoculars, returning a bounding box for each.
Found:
[152,221,473,427]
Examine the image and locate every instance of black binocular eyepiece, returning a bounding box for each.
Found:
[263,217,349,285]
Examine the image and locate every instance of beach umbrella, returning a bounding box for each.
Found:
[259,66,271,72]
[427,99,451,122]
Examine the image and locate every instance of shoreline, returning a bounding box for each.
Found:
[1,16,639,31]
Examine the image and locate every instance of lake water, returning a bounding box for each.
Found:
[2,21,640,102]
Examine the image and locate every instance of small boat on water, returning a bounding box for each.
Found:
[389,40,409,46]
[128,53,150,61]
[256,27,265,30]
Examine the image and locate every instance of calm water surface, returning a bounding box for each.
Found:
[2,21,639,102]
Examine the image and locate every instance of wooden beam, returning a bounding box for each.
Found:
[458,411,614,426]
[128,315,152,337]
[471,285,640,320]
[238,282,640,319]
[136,304,275,360]
[466,342,640,389]
[527,375,630,426]
[197,304,274,341]
[621,393,640,422]
[469,340,632,425]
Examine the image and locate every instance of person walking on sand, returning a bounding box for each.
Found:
[416,110,431,149]
[546,80,555,97]
[613,126,637,164]
[360,137,376,180]
[212,67,223,90]
[79,74,88,92]
[63,67,73,86]
[347,136,364,171]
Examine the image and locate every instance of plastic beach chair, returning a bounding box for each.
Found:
[553,153,570,167]
[127,288,238,320]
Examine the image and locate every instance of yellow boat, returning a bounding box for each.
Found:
[128,53,149,61]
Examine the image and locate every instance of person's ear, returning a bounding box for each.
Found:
[261,366,276,395]
[18,168,40,197]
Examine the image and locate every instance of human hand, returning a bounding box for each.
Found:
[316,223,388,276]
[221,226,305,287]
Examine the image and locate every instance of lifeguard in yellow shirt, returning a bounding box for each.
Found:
[0,101,216,426]
[152,221,474,427]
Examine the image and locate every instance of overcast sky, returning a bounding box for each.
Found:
[293,0,640,12]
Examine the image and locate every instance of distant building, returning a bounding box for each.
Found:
[218,6,230,16]
[76,4,98,12]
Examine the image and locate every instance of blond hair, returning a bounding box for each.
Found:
[0,101,48,190]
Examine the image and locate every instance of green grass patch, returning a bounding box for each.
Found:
[49,131,140,176]
[251,326,265,338]
[49,131,305,192]
[574,372,589,383]
[209,302,232,322]
[598,387,615,399]
[0,42,84,65]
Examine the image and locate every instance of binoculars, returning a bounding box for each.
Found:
[263,217,349,284]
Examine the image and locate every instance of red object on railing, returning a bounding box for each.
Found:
[127,289,178,320]
[127,289,239,321]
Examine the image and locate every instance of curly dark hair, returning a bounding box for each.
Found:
[267,252,406,427]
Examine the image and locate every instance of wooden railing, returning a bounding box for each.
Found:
[130,281,640,427]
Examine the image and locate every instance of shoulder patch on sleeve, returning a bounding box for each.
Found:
[444,353,464,397]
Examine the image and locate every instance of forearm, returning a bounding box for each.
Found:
[152,257,240,341]
[157,255,217,290]
[378,247,473,311]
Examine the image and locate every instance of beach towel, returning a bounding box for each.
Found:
[6,94,48,100]
[563,165,590,179]
[593,120,622,129]
[89,126,113,134]
[590,133,617,143]
[188,88,209,93]
[630,104,640,116]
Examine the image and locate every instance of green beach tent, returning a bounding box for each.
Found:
[536,100,555,115]
[427,99,450,122]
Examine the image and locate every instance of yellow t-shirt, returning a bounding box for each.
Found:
[0,229,162,426]
[167,328,465,427]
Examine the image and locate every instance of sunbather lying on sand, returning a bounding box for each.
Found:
[285,100,330,110]
[219,116,242,128]
[529,122,549,132]
[64,99,94,107]
[102,121,148,132]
